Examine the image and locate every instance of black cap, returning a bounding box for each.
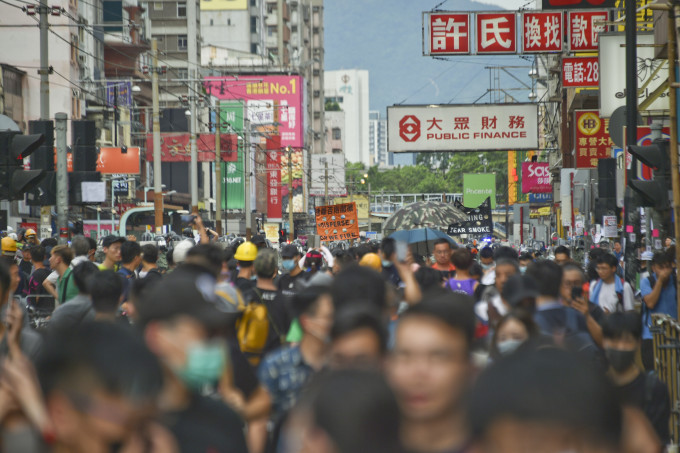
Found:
[136,274,239,328]
[281,244,300,258]
[251,234,267,246]
[102,235,126,248]
[501,274,539,308]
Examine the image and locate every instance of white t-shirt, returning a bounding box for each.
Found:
[45,255,90,285]
[589,279,635,313]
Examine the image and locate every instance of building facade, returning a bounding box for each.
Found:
[324,69,369,166]
[368,110,388,167]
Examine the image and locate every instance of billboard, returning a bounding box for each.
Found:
[220,102,244,211]
[310,154,347,197]
[521,162,552,193]
[54,147,140,174]
[600,33,669,117]
[562,57,599,88]
[203,75,305,148]
[200,0,247,10]
[476,12,517,54]
[145,133,239,162]
[463,173,496,209]
[567,10,609,52]
[574,110,613,168]
[427,13,471,55]
[281,149,305,214]
[388,104,538,152]
[522,12,563,53]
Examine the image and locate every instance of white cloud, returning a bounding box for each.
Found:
[472,0,538,10]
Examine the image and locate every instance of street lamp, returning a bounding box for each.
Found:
[144,184,166,203]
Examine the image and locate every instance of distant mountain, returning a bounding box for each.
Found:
[324,0,533,114]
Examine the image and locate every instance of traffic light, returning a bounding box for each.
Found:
[627,139,670,209]
[0,130,46,201]
[27,120,56,206]
[279,229,287,243]
[70,120,101,205]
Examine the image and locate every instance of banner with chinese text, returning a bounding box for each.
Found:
[388,104,538,153]
[574,110,613,168]
[315,203,360,242]
[521,162,552,193]
[220,102,245,211]
[266,150,282,220]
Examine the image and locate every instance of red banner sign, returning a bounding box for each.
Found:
[567,10,608,52]
[145,133,242,162]
[522,12,563,53]
[476,12,517,54]
[266,150,281,220]
[562,57,599,88]
[429,13,471,54]
[542,0,616,9]
[574,110,613,168]
[521,162,552,193]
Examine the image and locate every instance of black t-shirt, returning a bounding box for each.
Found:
[227,338,259,399]
[614,371,671,444]
[162,394,248,453]
[234,277,256,293]
[18,260,32,278]
[27,268,51,296]
[277,272,304,298]
[242,287,291,360]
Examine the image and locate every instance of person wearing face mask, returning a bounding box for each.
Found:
[518,253,533,275]
[602,311,670,445]
[137,274,249,453]
[489,311,538,360]
[257,285,334,447]
[277,244,304,298]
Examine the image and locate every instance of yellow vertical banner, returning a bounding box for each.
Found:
[508,151,517,205]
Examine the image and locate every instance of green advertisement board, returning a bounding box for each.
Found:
[219,102,244,210]
[463,173,496,209]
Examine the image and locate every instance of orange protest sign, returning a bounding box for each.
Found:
[315,202,360,242]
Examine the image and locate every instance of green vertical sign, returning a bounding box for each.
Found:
[463,173,496,209]
[219,102,244,211]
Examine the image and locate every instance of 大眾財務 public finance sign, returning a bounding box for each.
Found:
[387,104,538,152]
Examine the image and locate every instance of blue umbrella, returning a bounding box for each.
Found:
[389,228,457,257]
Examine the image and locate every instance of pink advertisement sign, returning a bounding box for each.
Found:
[521,162,552,193]
[203,76,304,148]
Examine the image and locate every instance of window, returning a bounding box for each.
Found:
[266,3,275,14]
[177,68,188,80]
[227,18,231,25]
[332,148,342,154]
[177,2,186,17]
[177,34,187,50]
[267,25,276,36]
[332,128,341,140]
[250,16,258,33]
[209,18,213,26]
[291,25,297,32]
[250,0,256,5]
[251,43,259,54]
[153,2,163,10]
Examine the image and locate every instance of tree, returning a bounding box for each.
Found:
[325,100,341,111]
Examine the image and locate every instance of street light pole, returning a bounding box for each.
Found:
[215,100,223,236]
[151,38,163,235]
[288,146,294,243]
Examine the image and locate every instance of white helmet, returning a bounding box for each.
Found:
[8,233,17,241]
[173,240,194,264]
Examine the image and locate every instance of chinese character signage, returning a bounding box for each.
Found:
[521,162,552,193]
[106,82,132,108]
[568,10,608,52]
[266,151,281,220]
[387,104,538,153]
[522,12,563,53]
[530,192,553,203]
[463,173,496,209]
[574,110,613,168]
[281,149,304,214]
[542,0,616,9]
[315,203,360,242]
[428,13,470,54]
[203,75,304,148]
[476,12,517,54]
[562,56,599,87]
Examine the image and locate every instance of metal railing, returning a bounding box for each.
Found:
[651,314,680,443]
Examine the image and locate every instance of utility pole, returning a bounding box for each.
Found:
[367,181,371,233]
[288,146,294,243]
[55,113,68,244]
[215,100,223,235]
[113,85,118,146]
[244,118,251,240]
[187,0,198,213]
[623,0,638,283]
[151,38,163,235]
[39,0,49,120]
[669,4,680,316]
[324,159,328,206]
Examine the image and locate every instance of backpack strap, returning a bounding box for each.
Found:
[252,288,284,340]
[60,270,73,303]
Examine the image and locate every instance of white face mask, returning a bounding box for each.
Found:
[481,263,493,271]
[497,339,524,356]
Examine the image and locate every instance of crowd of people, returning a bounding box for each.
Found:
[0,222,676,453]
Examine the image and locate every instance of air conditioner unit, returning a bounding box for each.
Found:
[78,54,86,65]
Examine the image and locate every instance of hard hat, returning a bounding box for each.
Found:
[234,241,258,261]
[25,228,36,237]
[1,237,17,256]
[359,252,382,272]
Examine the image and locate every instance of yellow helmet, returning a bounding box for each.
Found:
[1,237,17,256]
[25,228,37,238]
[359,253,382,272]
[234,241,258,261]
